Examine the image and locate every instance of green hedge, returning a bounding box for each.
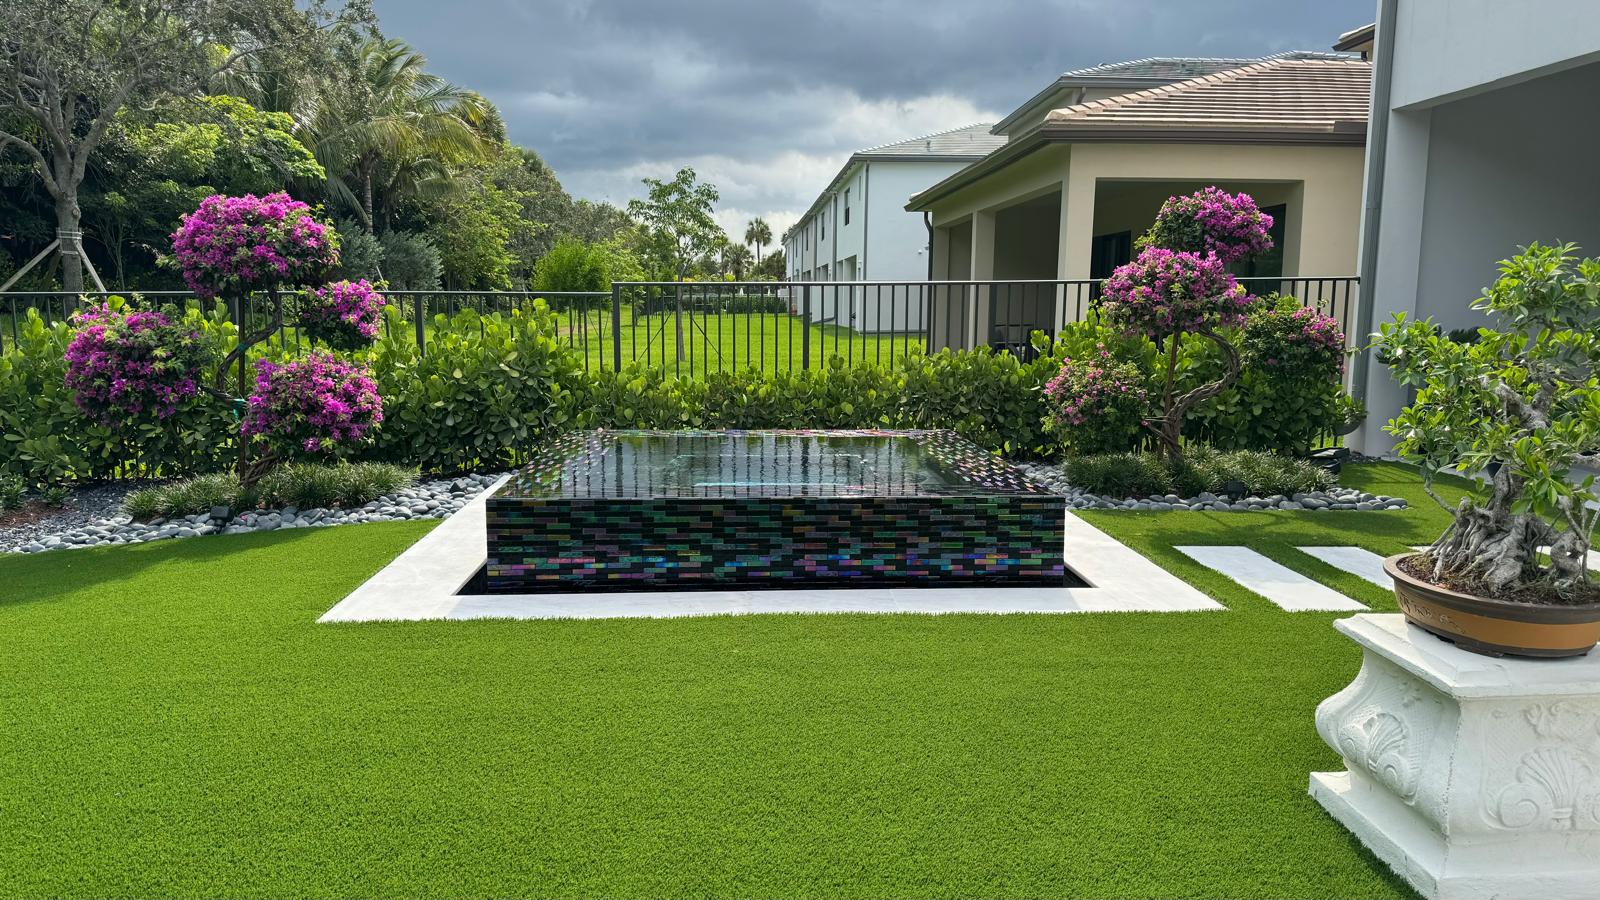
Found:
[0,297,1351,482]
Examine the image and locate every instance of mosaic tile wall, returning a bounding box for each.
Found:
[486,430,1068,591]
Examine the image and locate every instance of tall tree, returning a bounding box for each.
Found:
[627,166,720,282]
[744,217,772,264]
[0,0,366,291]
[723,243,753,280]
[305,37,490,230]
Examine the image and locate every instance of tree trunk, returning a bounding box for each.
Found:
[1145,328,1240,460]
[56,190,83,293]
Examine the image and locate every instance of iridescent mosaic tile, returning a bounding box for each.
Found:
[486,430,1069,591]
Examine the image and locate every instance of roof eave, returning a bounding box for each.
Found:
[905,131,1049,211]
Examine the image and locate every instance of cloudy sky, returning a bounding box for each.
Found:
[373,0,1375,237]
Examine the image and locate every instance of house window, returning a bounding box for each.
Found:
[821,212,826,241]
[1232,203,1287,283]
[844,189,851,225]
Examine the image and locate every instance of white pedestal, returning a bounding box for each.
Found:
[1311,614,1600,900]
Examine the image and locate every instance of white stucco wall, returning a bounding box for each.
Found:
[1355,2,1600,455]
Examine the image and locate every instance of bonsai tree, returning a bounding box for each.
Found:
[1375,242,1600,597]
[170,192,341,394]
[1099,247,1251,458]
[1099,187,1274,458]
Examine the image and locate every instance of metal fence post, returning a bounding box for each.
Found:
[610,284,624,372]
[413,294,425,356]
[801,285,812,370]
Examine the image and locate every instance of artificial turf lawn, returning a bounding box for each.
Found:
[0,462,1466,899]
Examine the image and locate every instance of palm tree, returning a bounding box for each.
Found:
[303,37,493,230]
[744,218,772,264]
[723,243,754,280]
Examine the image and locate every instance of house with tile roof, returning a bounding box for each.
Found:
[905,53,1370,351]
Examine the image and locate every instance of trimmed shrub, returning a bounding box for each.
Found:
[1042,345,1147,455]
[65,303,210,424]
[171,192,339,297]
[0,473,24,510]
[240,352,383,456]
[296,279,386,350]
[1064,453,1173,499]
[369,304,585,472]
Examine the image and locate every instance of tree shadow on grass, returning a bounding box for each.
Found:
[0,521,431,611]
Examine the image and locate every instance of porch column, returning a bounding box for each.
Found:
[1056,166,1097,325]
[970,210,996,348]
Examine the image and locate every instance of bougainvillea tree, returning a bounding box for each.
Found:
[1375,242,1600,599]
[239,352,382,478]
[64,303,210,424]
[1099,247,1251,457]
[1042,344,1148,455]
[1239,300,1347,381]
[170,193,340,392]
[1137,185,1275,264]
[297,279,387,350]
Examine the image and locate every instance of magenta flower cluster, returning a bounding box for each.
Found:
[1142,186,1275,265]
[1042,344,1149,454]
[299,279,387,350]
[171,193,339,298]
[1099,248,1251,338]
[240,352,383,455]
[64,304,209,425]
[1241,303,1347,377]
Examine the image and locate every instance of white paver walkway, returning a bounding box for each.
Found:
[1295,546,1394,589]
[1174,546,1369,612]
[321,478,1223,622]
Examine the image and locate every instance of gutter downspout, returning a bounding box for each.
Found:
[923,212,934,280]
[1350,0,1399,421]
[860,164,869,279]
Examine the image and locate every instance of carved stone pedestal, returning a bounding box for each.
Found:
[1311,614,1600,900]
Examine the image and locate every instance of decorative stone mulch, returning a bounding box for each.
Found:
[0,473,504,555]
[1014,462,1408,512]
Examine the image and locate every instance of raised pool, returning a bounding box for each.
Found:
[485,429,1071,591]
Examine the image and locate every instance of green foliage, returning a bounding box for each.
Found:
[427,173,517,290]
[627,166,722,280]
[532,238,644,295]
[38,483,70,507]
[368,304,585,473]
[377,231,442,290]
[122,462,417,518]
[0,304,235,483]
[1066,447,1329,499]
[899,347,1049,456]
[0,472,24,510]
[332,219,385,283]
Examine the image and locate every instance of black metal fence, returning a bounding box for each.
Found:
[1,276,1358,376]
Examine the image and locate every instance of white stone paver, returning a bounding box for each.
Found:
[1174,545,1369,612]
[320,487,1222,622]
[1295,546,1394,589]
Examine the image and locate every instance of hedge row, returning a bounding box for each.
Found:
[0,302,1351,482]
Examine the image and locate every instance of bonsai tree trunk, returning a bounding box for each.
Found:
[211,288,286,486]
[1146,326,1240,459]
[1429,464,1590,595]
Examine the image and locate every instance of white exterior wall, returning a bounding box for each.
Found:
[784,158,977,332]
[1355,0,1600,456]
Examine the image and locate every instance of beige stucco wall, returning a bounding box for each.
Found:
[926,141,1364,283]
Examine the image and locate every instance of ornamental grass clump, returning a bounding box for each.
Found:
[1375,242,1600,601]
[64,303,210,424]
[240,352,383,464]
[297,279,386,350]
[1042,345,1147,455]
[170,193,339,298]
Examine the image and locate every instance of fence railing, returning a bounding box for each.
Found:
[1,276,1359,375]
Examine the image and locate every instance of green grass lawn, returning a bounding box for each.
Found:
[0,462,1471,899]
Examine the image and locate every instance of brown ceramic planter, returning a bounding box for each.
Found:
[1384,553,1600,658]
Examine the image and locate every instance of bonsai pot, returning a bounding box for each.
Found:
[1384,553,1600,659]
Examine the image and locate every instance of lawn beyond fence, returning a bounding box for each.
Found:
[1,276,1359,375]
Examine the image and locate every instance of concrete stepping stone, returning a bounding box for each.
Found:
[1175,546,1369,612]
[1295,546,1394,589]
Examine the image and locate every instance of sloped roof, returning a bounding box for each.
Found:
[1042,57,1371,138]
[1060,51,1353,81]
[857,123,1008,159]
[908,57,1372,211]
